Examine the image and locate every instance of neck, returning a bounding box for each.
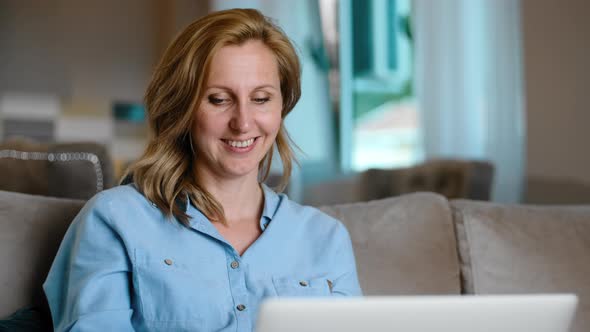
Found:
[194,168,264,225]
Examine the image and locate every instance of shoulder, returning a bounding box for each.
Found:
[85,184,148,210]
[74,184,153,229]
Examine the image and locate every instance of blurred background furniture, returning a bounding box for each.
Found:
[525,175,590,205]
[303,159,494,206]
[0,139,115,200]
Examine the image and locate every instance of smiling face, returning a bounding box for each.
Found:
[192,40,283,182]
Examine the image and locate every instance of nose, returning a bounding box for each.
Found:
[229,101,251,133]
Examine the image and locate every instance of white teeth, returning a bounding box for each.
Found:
[227,138,254,148]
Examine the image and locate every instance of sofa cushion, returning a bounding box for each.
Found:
[452,200,590,332]
[0,190,84,318]
[320,192,461,295]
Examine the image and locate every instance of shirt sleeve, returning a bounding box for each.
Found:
[330,222,363,296]
[43,193,135,331]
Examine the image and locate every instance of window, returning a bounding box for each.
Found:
[339,0,421,172]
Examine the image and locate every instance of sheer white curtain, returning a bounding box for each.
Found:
[414,0,526,203]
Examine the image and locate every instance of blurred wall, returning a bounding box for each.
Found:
[521,0,590,203]
[156,0,210,56]
[0,0,208,113]
[0,2,69,96]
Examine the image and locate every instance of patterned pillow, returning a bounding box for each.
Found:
[0,139,113,199]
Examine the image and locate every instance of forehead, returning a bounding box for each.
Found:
[205,40,280,88]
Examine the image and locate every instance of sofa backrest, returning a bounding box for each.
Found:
[320,192,461,295]
[452,199,590,332]
[0,190,84,318]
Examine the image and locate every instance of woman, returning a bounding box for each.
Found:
[44,8,361,332]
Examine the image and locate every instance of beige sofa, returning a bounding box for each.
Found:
[1,190,589,331]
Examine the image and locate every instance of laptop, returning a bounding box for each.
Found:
[255,294,578,332]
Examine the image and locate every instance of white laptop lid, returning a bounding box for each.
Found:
[256,294,578,332]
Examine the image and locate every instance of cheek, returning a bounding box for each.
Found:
[194,112,224,138]
[191,114,226,155]
[260,98,283,135]
[262,112,282,138]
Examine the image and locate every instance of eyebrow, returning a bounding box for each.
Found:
[205,84,278,92]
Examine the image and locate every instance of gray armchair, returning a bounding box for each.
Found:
[303,159,494,206]
[359,159,495,201]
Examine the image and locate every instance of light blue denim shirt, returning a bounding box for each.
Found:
[43,184,362,332]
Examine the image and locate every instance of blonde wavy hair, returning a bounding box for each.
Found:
[125,8,301,226]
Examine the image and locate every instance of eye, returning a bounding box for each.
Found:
[209,96,230,105]
[253,97,270,104]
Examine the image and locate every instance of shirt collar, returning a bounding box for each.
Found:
[260,183,281,231]
[123,175,281,228]
[184,183,281,231]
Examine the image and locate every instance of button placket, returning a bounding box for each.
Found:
[225,251,251,328]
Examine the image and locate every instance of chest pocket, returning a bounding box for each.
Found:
[272,276,333,297]
[132,250,231,330]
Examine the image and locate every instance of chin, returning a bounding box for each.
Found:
[220,163,260,179]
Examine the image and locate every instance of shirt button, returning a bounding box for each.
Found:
[164,259,173,266]
[299,280,308,287]
[230,261,239,269]
[236,304,246,311]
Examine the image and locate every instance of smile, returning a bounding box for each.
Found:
[223,137,256,148]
